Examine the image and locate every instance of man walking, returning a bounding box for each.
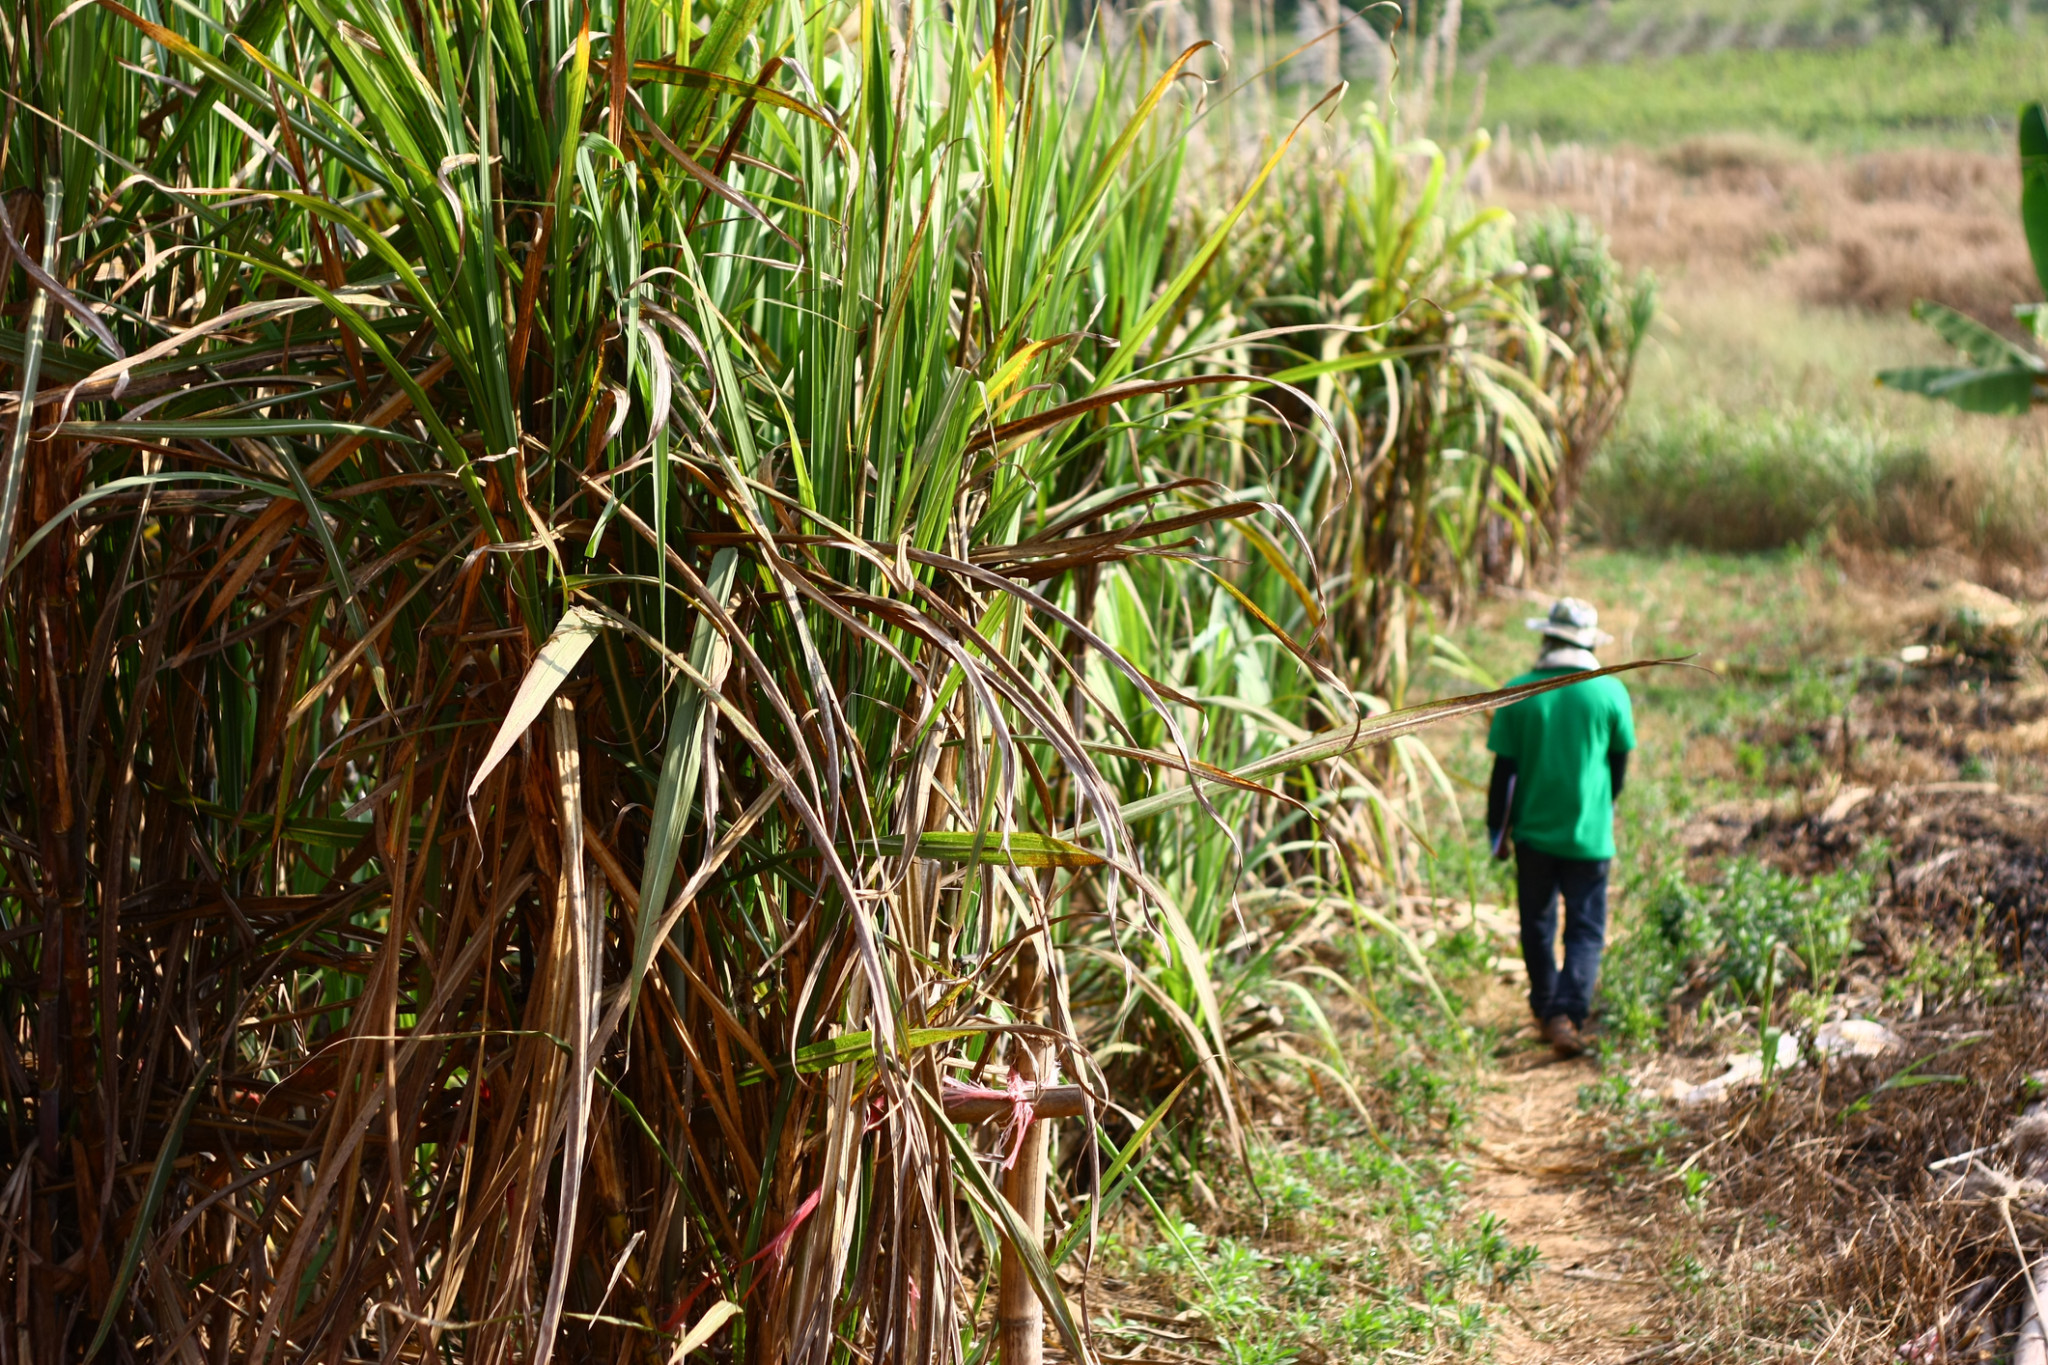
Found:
[1486,599,1636,1058]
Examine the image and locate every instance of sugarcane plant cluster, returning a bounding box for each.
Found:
[1168,120,1654,699]
[0,0,1642,1359]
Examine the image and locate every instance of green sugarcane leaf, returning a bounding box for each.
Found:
[58,419,421,442]
[266,436,395,713]
[732,1026,999,1089]
[871,831,1103,868]
[1101,659,1678,831]
[788,1025,988,1074]
[0,178,59,584]
[750,830,1105,880]
[85,1058,217,1360]
[632,549,738,1007]
[2020,102,2048,300]
[1050,1076,1195,1266]
[169,796,374,849]
[670,0,778,141]
[617,59,834,128]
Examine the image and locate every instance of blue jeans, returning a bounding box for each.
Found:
[1515,847,1610,1027]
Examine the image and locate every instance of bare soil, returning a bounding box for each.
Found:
[1700,655,2048,972]
[1472,1036,1673,1364]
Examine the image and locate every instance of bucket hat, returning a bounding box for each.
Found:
[1525,597,1613,650]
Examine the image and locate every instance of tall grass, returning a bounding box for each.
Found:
[1580,405,1933,551]
[0,0,1622,1358]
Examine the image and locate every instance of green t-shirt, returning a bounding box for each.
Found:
[1486,667,1637,861]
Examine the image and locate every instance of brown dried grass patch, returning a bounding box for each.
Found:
[1488,138,2037,332]
[1657,1005,2048,1363]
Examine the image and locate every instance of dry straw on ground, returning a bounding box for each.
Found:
[1487,133,2038,332]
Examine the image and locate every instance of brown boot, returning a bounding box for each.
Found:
[1545,1015,1587,1058]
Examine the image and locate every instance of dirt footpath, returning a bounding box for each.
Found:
[1469,1031,1674,1364]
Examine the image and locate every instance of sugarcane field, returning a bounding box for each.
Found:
[4,0,2048,1358]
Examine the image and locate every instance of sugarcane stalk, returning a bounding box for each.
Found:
[997,937,1050,1365]
[0,177,57,583]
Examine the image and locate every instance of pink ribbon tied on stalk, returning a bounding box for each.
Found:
[935,1072,1043,1167]
[998,1069,1037,1170]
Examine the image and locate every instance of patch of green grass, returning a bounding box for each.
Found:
[1561,548,1877,671]
[1595,855,1873,1051]
[1458,30,2047,148]
[1574,1070,1691,1179]
[1108,1101,1538,1363]
[1592,279,2048,565]
[1882,906,2020,1008]
[1629,279,1988,433]
[1579,404,1937,552]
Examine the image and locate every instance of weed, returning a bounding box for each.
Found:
[1597,858,1870,1047]
[1593,870,1706,1051]
[1208,1240,1276,1321]
[1431,924,1502,981]
[1669,1252,1713,1294]
[1337,1298,1425,1353]
[1464,1212,1543,1288]
[1715,860,1868,1001]
[1574,1071,1687,1174]
[1117,1094,1534,1363]
[1281,1253,1335,1303]
[1883,908,2017,1008]
[1577,1071,1647,1114]
[1736,741,1770,783]
[1382,1063,1476,1142]
[1222,1336,1298,1365]
[1787,667,1853,725]
[1133,1222,1209,1278]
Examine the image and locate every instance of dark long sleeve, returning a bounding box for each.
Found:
[1486,755,1517,844]
[1608,747,1629,800]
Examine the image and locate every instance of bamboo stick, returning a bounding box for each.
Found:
[942,1082,1086,1123]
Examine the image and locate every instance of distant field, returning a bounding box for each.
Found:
[1452,30,2048,148]
[1474,0,1993,68]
